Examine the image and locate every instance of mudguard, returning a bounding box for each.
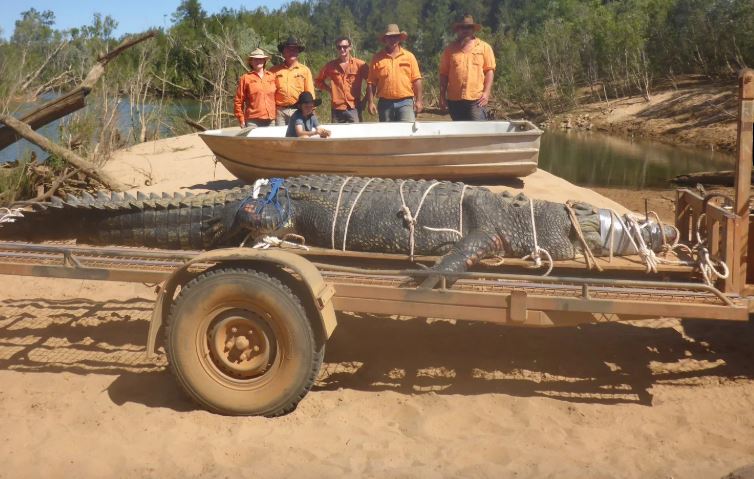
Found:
[145,248,337,357]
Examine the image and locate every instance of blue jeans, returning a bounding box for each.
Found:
[377,98,415,122]
[447,99,488,121]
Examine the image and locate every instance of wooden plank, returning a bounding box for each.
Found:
[735,68,754,291]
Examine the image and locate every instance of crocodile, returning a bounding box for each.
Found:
[0,175,675,275]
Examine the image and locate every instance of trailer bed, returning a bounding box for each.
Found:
[0,241,747,325]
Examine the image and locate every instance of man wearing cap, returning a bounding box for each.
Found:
[285,91,330,138]
[315,36,369,123]
[439,15,496,121]
[270,36,315,126]
[234,48,276,127]
[365,24,423,122]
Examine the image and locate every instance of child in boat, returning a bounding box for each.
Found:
[285,91,331,138]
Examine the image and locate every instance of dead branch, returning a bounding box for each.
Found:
[0,114,128,191]
[0,31,157,151]
[185,118,207,132]
[19,40,69,92]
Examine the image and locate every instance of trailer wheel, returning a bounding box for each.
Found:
[165,267,323,416]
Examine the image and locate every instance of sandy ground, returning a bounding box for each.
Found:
[2,134,754,478]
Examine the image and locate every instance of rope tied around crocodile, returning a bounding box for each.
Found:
[399,180,440,261]
[522,198,554,275]
[0,208,24,224]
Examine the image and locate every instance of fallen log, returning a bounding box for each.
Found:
[0,31,157,151]
[185,118,207,132]
[670,170,752,187]
[0,114,127,191]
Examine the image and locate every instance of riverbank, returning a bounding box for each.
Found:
[539,77,739,153]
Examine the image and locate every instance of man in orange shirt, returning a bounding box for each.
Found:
[315,36,369,123]
[365,24,423,122]
[439,15,496,121]
[234,48,276,127]
[270,36,315,126]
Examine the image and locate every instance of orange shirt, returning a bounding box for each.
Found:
[367,47,422,100]
[439,38,496,101]
[269,62,315,107]
[234,71,277,123]
[315,57,368,110]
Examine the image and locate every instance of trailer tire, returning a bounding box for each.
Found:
[165,267,323,416]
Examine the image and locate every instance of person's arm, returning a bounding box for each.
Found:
[478,70,494,107]
[478,44,496,107]
[305,68,315,97]
[295,123,318,137]
[314,65,332,95]
[366,59,378,115]
[234,77,246,127]
[413,79,423,113]
[410,54,423,113]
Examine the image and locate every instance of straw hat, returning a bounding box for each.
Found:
[278,36,306,53]
[453,15,482,32]
[380,24,408,42]
[247,48,270,61]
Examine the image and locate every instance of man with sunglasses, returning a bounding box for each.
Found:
[439,15,496,121]
[315,36,369,123]
[365,24,423,122]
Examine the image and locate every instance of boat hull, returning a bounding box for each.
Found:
[199,121,542,182]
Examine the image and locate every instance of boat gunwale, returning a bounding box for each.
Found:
[199,121,544,143]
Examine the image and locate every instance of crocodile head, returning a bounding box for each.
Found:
[573,203,679,257]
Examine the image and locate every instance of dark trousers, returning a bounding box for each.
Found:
[447,99,488,121]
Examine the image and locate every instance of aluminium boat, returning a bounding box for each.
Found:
[199,120,542,182]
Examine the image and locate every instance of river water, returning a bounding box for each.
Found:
[0,102,735,189]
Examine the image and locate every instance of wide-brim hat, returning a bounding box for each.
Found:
[453,15,482,32]
[247,48,270,61]
[278,36,306,53]
[380,24,408,42]
[295,91,321,108]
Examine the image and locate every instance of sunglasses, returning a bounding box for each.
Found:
[337,44,350,49]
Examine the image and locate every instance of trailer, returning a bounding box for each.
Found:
[0,69,751,416]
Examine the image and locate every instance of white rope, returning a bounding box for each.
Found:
[521,198,553,275]
[423,184,467,237]
[624,215,659,274]
[330,176,353,249]
[399,180,440,260]
[0,208,24,224]
[341,178,374,251]
[252,235,310,250]
[693,213,730,286]
[251,178,269,199]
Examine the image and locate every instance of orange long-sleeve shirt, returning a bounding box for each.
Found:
[315,57,368,110]
[233,71,277,123]
[269,62,315,107]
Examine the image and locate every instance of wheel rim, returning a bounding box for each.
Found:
[206,308,276,381]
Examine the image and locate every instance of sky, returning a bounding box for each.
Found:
[0,0,290,39]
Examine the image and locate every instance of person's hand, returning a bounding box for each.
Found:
[239,120,246,128]
[477,92,490,107]
[317,127,331,138]
[439,97,447,112]
[367,102,377,116]
[414,100,423,114]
